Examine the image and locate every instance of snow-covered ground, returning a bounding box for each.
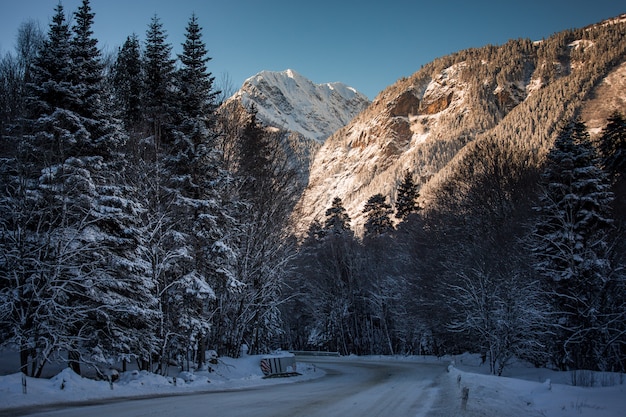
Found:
[441,353,625,417]
[0,351,323,411]
[0,352,624,416]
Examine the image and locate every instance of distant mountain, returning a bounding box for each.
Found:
[227,69,370,143]
[293,15,626,235]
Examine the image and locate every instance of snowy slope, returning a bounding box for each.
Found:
[228,69,370,142]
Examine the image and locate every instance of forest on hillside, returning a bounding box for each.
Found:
[0,0,624,379]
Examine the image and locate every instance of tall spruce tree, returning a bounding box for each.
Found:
[395,170,420,220]
[159,13,232,369]
[3,3,77,376]
[363,193,394,239]
[29,4,72,113]
[112,34,143,132]
[133,17,180,372]
[69,0,101,117]
[176,14,219,122]
[324,197,352,236]
[599,111,626,181]
[143,15,175,146]
[531,120,617,370]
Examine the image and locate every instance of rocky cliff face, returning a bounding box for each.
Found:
[293,15,626,235]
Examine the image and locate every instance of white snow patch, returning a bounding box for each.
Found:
[569,39,595,49]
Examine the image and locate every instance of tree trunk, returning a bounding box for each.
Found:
[19,344,29,375]
[68,350,81,375]
[197,335,206,369]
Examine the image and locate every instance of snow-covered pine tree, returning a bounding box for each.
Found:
[531,119,618,371]
[395,170,420,220]
[157,13,231,370]
[68,0,101,115]
[6,1,159,376]
[28,7,67,92]
[11,3,82,376]
[1,4,95,377]
[65,0,160,375]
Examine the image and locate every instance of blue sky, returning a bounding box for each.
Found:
[0,0,624,99]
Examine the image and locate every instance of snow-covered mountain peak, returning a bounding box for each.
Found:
[230,69,370,142]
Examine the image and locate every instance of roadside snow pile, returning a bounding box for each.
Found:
[0,354,322,411]
[340,354,626,417]
[446,353,626,417]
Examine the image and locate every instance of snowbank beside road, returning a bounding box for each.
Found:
[445,354,626,417]
[319,354,626,417]
[0,354,322,411]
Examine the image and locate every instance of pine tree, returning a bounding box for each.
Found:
[169,13,221,195]
[236,106,273,197]
[69,0,102,118]
[112,34,143,132]
[176,14,219,121]
[27,4,73,122]
[143,15,175,146]
[3,4,75,376]
[531,120,617,370]
[324,197,352,236]
[363,193,394,238]
[598,111,626,180]
[395,170,420,220]
[157,13,231,369]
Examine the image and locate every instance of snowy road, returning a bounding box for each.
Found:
[10,357,447,417]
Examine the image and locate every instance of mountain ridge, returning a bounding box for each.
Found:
[227,69,370,143]
[293,14,626,235]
